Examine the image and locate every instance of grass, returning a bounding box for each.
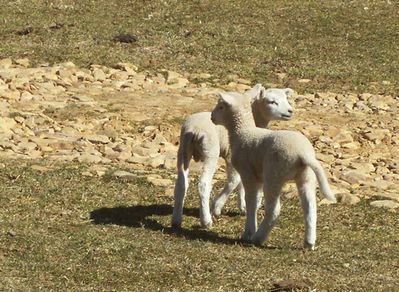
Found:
[0,0,398,94]
[1,161,398,291]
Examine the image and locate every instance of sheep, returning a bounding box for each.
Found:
[210,91,336,250]
[171,84,294,229]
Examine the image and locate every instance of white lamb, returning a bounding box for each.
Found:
[172,84,294,229]
[210,91,336,250]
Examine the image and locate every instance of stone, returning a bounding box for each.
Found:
[126,155,148,165]
[341,170,368,184]
[14,58,30,67]
[0,117,17,135]
[370,200,399,210]
[113,170,136,181]
[333,130,353,144]
[114,62,138,73]
[92,68,107,81]
[363,129,391,142]
[337,193,361,205]
[0,58,13,69]
[72,95,95,102]
[368,180,395,191]
[77,154,103,164]
[85,134,110,144]
[147,175,173,187]
[0,89,20,100]
[31,165,52,172]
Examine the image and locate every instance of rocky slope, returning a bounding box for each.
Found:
[0,58,398,210]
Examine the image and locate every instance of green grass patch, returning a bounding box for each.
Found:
[0,161,398,290]
[0,1,397,94]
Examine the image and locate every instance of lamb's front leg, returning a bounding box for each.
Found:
[198,157,218,228]
[211,161,241,216]
[241,182,262,241]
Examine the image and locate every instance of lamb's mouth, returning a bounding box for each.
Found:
[281,114,292,120]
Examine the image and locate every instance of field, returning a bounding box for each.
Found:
[1,1,398,291]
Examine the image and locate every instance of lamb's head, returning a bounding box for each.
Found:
[211,92,252,127]
[253,87,294,121]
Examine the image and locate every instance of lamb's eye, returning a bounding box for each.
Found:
[218,105,224,110]
[268,100,278,105]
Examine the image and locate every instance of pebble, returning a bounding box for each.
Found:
[370,200,399,210]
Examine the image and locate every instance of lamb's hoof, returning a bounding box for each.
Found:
[211,206,222,217]
[241,230,253,243]
[303,241,315,251]
[171,220,182,230]
[200,219,213,229]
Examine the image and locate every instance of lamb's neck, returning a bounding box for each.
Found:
[226,109,256,141]
[251,102,270,128]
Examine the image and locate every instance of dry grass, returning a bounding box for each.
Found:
[0,0,398,94]
[1,161,398,290]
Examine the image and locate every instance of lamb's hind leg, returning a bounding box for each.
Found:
[211,161,241,216]
[171,138,192,228]
[252,184,282,246]
[296,167,317,250]
[241,181,262,241]
[198,157,218,228]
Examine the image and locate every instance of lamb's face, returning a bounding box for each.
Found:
[211,92,241,126]
[211,99,230,126]
[258,88,294,121]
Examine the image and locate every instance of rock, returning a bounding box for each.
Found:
[363,129,391,143]
[31,165,52,172]
[370,200,399,210]
[368,180,395,191]
[132,145,158,157]
[77,154,103,164]
[147,155,166,168]
[14,58,30,67]
[341,170,367,184]
[0,58,13,69]
[72,95,95,102]
[337,193,361,205]
[298,79,312,83]
[113,62,138,73]
[333,130,353,144]
[85,134,110,144]
[92,68,107,81]
[1,116,18,131]
[126,155,148,165]
[113,170,136,181]
[147,175,173,187]
[0,89,20,100]
[349,162,375,173]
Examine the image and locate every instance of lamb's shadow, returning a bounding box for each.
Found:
[90,204,241,245]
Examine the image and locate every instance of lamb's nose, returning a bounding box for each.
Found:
[288,109,293,115]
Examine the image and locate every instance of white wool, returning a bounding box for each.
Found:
[171,84,294,228]
[210,92,336,250]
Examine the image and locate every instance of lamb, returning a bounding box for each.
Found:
[210,91,336,250]
[171,84,294,229]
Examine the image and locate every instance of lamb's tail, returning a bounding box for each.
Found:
[177,131,194,170]
[304,157,336,202]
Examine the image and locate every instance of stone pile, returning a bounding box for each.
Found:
[0,58,398,210]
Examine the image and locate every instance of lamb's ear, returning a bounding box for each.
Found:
[218,92,236,106]
[244,83,263,100]
[284,88,294,97]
